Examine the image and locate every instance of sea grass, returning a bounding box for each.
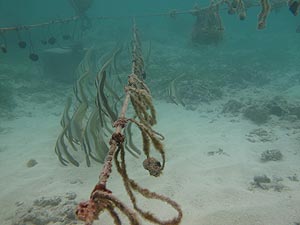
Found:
[89,111,110,162]
[167,74,185,107]
[68,101,88,144]
[60,97,72,128]
[82,110,107,165]
[258,0,271,29]
[55,126,80,167]
[98,70,117,122]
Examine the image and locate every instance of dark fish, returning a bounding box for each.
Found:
[0,45,7,53]
[296,25,300,33]
[29,53,39,61]
[289,1,300,16]
[18,41,27,49]
[62,34,72,40]
[48,36,56,45]
[141,70,146,79]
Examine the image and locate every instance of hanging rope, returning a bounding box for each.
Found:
[75,19,183,225]
[0,0,292,34]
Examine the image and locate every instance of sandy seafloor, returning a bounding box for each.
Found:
[1,81,300,225]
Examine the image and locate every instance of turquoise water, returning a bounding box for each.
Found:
[1,1,300,225]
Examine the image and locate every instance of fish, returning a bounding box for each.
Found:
[167,73,186,107]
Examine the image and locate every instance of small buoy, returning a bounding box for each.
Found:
[18,40,27,49]
[29,53,39,61]
[48,36,56,45]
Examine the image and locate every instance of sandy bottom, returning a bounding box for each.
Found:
[0,97,300,225]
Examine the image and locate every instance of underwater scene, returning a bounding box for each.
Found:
[1,0,300,224]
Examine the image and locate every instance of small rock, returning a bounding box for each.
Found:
[287,174,299,182]
[26,159,38,168]
[65,192,77,200]
[254,175,271,184]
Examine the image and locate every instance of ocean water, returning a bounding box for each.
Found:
[1,1,300,225]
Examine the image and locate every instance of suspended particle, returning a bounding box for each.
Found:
[29,53,39,61]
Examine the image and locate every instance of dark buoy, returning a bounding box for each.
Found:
[62,34,71,40]
[48,36,56,45]
[29,53,39,61]
[1,45,7,53]
[18,40,27,49]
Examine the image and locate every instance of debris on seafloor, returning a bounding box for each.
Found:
[260,149,283,162]
[207,148,230,156]
[243,105,269,124]
[13,193,78,225]
[222,99,244,115]
[249,175,286,192]
[246,128,277,143]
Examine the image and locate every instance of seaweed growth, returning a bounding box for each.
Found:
[54,44,140,167]
[191,3,224,44]
[75,21,182,225]
[225,0,247,19]
[257,0,271,29]
[0,0,296,61]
